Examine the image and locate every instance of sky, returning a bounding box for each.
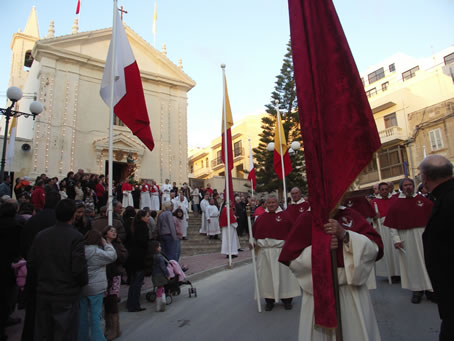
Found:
[0,0,453,148]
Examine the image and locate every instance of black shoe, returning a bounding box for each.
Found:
[182,237,187,240]
[265,303,274,311]
[391,276,401,284]
[425,291,437,303]
[238,248,244,252]
[128,307,147,312]
[411,291,424,304]
[284,303,293,310]
[232,255,238,258]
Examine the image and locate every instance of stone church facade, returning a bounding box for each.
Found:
[5,7,195,185]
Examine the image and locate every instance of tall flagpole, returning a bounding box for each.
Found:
[248,137,254,197]
[275,100,287,209]
[107,0,118,226]
[221,64,232,268]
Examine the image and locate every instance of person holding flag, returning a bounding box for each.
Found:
[220,202,239,258]
[279,205,383,340]
[282,0,384,338]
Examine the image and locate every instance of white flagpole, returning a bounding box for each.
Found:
[246,205,261,312]
[374,202,392,284]
[275,101,287,209]
[221,64,232,268]
[107,0,118,226]
[248,137,254,197]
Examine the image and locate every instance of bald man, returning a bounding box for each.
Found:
[419,155,454,341]
[285,187,310,222]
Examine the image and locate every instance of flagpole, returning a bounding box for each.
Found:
[221,64,232,268]
[248,137,254,197]
[275,101,287,209]
[246,204,261,313]
[107,0,118,226]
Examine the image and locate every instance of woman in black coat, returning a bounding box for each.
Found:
[126,210,149,312]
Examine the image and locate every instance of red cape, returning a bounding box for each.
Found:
[285,201,310,222]
[140,184,150,192]
[343,196,375,219]
[252,210,292,240]
[371,196,396,217]
[279,208,384,267]
[220,207,237,227]
[253,206,266,217]
[122,183,132,191]
[384,194,433,230]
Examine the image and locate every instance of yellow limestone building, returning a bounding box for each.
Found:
[3,7,195,184]
[356,46,454,189]
[188,113,266,191]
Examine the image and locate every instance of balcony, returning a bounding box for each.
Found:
[233,147,245,160]
[211,157,224,170]
[378,126,407,145]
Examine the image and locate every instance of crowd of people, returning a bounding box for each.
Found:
[0,170,220,341]
[1,153,452,340]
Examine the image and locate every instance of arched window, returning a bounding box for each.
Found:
[24,50,33,69]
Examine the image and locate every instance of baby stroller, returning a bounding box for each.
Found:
[145,254,197,305]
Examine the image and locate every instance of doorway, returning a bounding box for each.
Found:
[105,161,129,184]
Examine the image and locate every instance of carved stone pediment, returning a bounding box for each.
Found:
[93,133,145,157]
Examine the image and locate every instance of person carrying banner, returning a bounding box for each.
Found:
[279,206,383,340]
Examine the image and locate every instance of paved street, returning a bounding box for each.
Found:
[116,264,441,341]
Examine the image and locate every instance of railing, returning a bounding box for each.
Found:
[211,157,223,168]
[378,126,406,142]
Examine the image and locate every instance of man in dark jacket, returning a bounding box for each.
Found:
[0,202,21,340]
[20,191,60,340]
[20,191,60,259]
[27,199,88,341]
[420,155,454,341]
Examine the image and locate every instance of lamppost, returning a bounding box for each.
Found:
[0,86,42,183]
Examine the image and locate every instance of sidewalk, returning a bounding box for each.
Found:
[119,250,252,299]
[6,251,252,341]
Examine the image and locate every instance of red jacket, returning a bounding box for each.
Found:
[31,186,46,209]
[95,183,105,198]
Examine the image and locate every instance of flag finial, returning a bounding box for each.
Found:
[221,64,226,69]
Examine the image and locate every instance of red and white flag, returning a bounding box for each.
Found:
[100,9,154,151]
[247,141,256,190]
[76,0,81,14]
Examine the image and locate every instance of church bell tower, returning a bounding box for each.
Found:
[9,6,40,90]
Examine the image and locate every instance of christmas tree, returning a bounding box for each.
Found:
[253,40,307,196]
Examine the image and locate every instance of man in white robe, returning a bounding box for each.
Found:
[173,193,189,239]
[252,195,301,311]
[199,194,210,235]
[279,207,383,341]
[149,180,160,211]
[121,182,134,208]
[371,182,400,282]
[139,180,151,210]
[206,198,220,239]
[161,179,172,204]
[385,178,434,304]
[220,205,239,258]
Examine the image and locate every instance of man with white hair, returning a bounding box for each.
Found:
[252,195,301,311]
[419,155,454,341]
[384,178,434,304]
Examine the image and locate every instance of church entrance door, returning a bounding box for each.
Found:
[105,161,129,184]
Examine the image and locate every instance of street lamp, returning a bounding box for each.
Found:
[267,140,300,154]
[0,86,42,182]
